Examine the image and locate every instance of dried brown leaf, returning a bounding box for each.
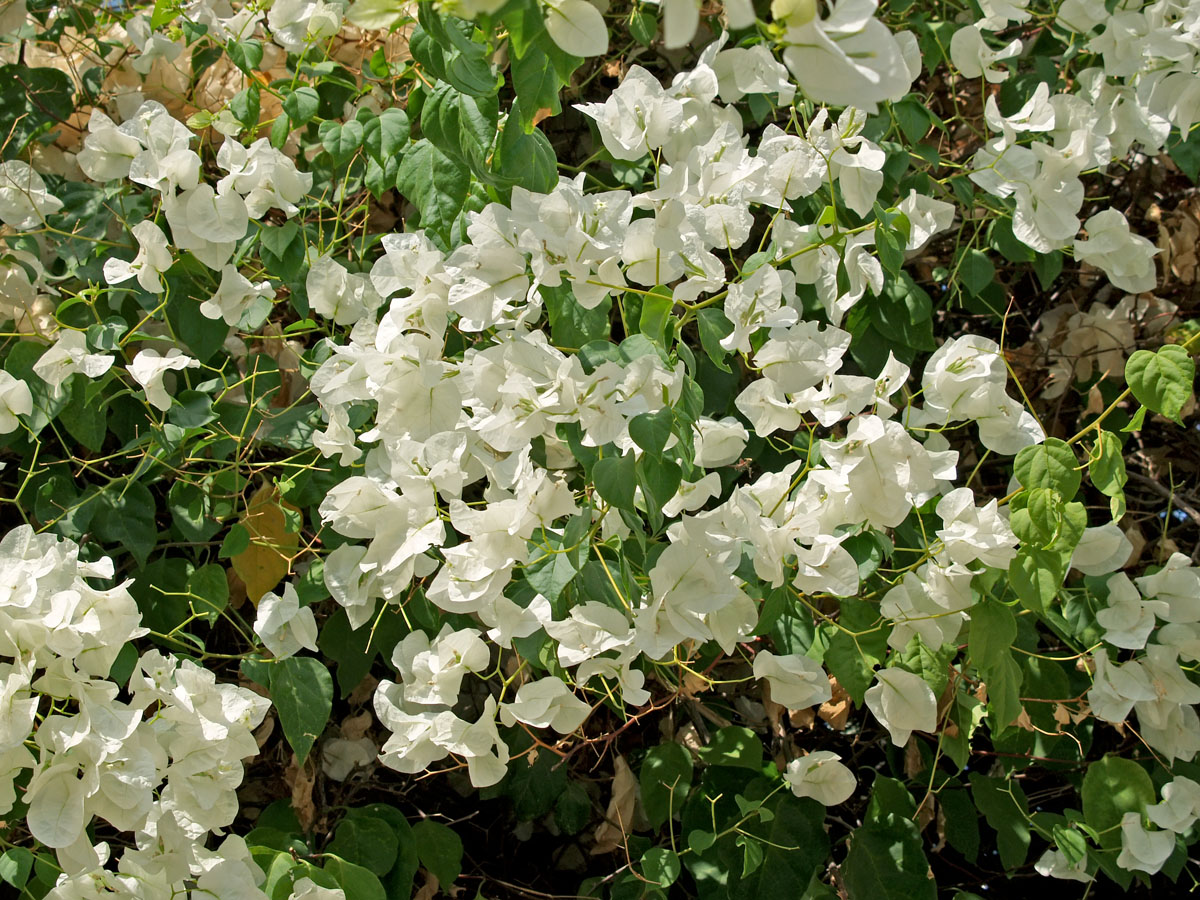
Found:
[591,756,638,855]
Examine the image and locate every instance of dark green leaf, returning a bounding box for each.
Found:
[411,820,463,886]
[269,656,333,764]
[641,743,694,828]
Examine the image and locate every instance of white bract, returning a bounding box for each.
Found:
[128,348,200,411]
[784,751,856,805]
[864,668,937,746]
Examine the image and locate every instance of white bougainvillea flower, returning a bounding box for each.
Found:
[576,67,685,161]
[306,254,383,326]
[128,348,200,411]
[201,265,275,325]
[126,14,183,74]
[1147,777,1200,834]
[103,220,174,294]
[254,583,319,659]
[950,25,1021,83]
[753,651,832,709]
[898,190,956,251]
[543,0,607,57]
[1096,573,1168,650]
[1070,524,1133,576]
[1116,812,1175,874]
[1135,553,1200,623]
[392,625,490,706]
[268,0,342,51]
[1073,210,1159,294]
[784,751,856,805]
[1033,848,1093,883]
[0,161,63,229]
[781,0,914,112]
[864,667,937,746]
[32,330,114,397]
[693,416,749,468]
[0,371,32,434]
[500,676,592,734]
[77,110,143,182]
[292,877,347,900]
[935,487,1019,569]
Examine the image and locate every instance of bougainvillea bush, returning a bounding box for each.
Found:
[2,0,1200,895]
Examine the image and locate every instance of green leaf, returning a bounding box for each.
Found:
[0,848,33,889]
[219,523,251,558]
[319,119,366,166]
[555,781,592,834]
[0,66,75,156]
[283,86,320,126]
[958,248,994,296]
[842,819,936,900]
[498,101,558,193]
[1013,438,1081,497]
[696,308,734,372]
[363,107,410,161]
[640,743,694,828]
[395,139,470,246]
[164,256,232,363]
[1126,344,1195,424]
[347,0,411,29]
[1008,546,1066,614]
[638,287,674,345]
[62,375,107,452]
[968,600,1016,670]
[629,409,674,458]
[969,775,1030,871]
[593,453,637,511]
[822,628,878,706]
[982,650,1023,736]
[629,8,657,45]
[268,656,333,764]
[324,857,386,900]
[1090,430,1127,519]
[937,788,980,862]
[1081,755,1155,851]
[1168,125,1200,184]
[188,563,229,623]
[227,39,264,74]
[92,481,158,567]
[636,455,681,527]
[696,727,763,771]
[1032,251,1063,290]
[411,820,463,886]
[641,848,681,887]
[328,816,400,875]
[871,273,935,352]
[512,44,562,130]
[730,795,829,898]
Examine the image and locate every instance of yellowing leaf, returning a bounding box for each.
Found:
[231,484,300,604]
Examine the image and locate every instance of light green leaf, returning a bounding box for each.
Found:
[1126,344,1195,424]
[1013,438,1081,497]
[1081,756,1155,851]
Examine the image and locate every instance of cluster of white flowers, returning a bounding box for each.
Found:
[0,527,291,899]
[955,0,1200,289]
[276,36,1054,794]
[0,0,1197,887]
[1088,553,1200,764]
